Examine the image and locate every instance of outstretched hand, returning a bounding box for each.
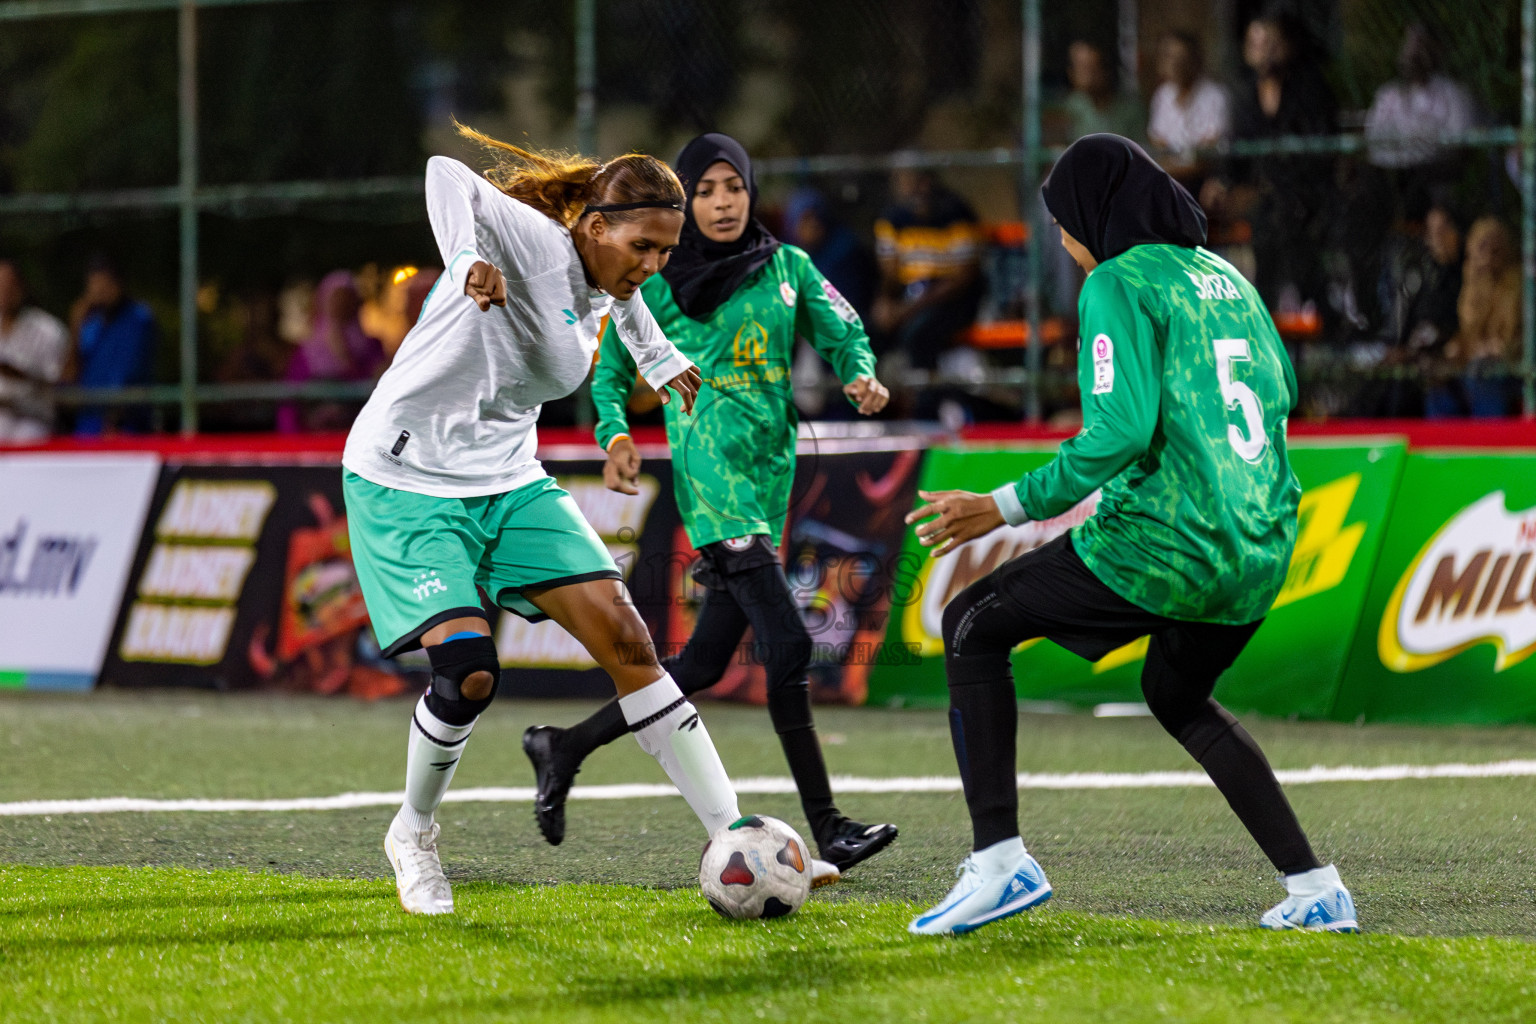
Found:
[904,489,1006,558]
[464,260,507,311]
[659,365,701,415]
[604,436,642,495]
[843,375,890,415]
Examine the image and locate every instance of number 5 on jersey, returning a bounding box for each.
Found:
[1213,338,1268,463]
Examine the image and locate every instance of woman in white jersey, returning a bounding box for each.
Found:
[343,127,743,914]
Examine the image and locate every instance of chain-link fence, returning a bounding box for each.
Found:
[0,0,1531,436]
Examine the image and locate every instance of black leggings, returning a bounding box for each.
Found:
[558,558,842,842]
[944,534,1320,875]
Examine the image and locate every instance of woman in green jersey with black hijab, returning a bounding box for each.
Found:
[906,134,1357,936]
[523,133,898,886]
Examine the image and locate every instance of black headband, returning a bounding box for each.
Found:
[583,200,683,214]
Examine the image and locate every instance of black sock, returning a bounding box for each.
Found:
[946,653,1020,851]
[767,684,839,843]
[1178,702,1321,875]
[559,698,628,765]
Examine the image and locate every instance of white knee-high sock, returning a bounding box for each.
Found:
[620,674,740,835]
[399,695,475,832]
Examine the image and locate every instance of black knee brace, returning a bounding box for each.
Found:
[425,635,501,726]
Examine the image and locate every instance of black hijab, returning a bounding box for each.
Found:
[661,133,781,321]
[1041,134,1206,266]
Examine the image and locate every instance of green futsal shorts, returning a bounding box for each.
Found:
[343,471,620,657]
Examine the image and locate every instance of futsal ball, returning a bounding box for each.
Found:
[699,815,812,919]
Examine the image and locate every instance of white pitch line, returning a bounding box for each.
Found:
[2,760,1535,818]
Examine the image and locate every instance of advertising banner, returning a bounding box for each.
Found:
[100,464,413,698]
[0,453,161,690]
[498,442,923,705]
[1334,451,1536,723]
[866,440,1406,717]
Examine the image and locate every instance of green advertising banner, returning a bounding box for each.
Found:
[868,440,1406,719]
[1334,452,1536,724]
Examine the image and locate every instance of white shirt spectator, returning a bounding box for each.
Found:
[0,306,69,443]
[1148,79,1231,156]
[1366,76,1476,169]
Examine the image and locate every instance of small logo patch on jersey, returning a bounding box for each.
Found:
[822,280,860,323]
[1091,334,1115,395]
[391,430,411,456]
[779,281,797,307]
[562,308,578,325]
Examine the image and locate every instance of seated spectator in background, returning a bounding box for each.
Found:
[72,255,157,436]
[403,267,441,331]
[1203,12,1336,316]
[1430,216,1521,418]
[872,167,983,372]
[277,270,385,433]
[0,260,69,443]
[1147,31,1229,187]
[783,187,878,320]
[1369,203,1463,416]
[210,288,290,432]
[1365,24,1475,193]
[1337,23,1478,337]
[1062,40,1143,144]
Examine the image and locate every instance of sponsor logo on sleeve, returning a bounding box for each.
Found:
[821,280,860,324]
[779,281,797,307]
[1378,491,1536,672]
[1091,334,1114,395]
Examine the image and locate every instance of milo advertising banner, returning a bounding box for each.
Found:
[867,440,1406,718]
[1335,452,1536,724]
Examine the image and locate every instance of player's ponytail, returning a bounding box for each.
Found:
[455,122,684,229]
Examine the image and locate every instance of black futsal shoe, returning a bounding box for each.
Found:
[522,725,578,846]
[817,817,899,872]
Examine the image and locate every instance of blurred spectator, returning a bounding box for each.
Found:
[403,267,441,329]
[1366,203,1463,416]
[872,167,983,372]
[276,270,385,433]
[72,255,157,436]
[1147,31,1229,187]
[0,260,69,443]
[782,187,878,319]
[1062,40,1143,144]
[1365,24,1475,190]
[209,288,290,432]
[1429,216,1520,417]
[1204,12,1336,317]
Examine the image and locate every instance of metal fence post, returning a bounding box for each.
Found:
[576,0,597,157]
[178,0,198,435]
[1022,0,1043,423]
[1523,0,1535,417]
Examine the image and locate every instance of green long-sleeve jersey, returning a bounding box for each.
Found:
[594,245,878,549]
[991,244,1300,625]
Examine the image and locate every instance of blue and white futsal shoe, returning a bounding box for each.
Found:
[1259,864,1358,933]
[908,849,1052,936]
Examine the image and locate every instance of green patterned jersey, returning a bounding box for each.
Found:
[993,244,1300,624]
[594,245,877,548]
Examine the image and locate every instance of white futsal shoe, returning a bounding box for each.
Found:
[1259,864,1358,933]
[384,813,454,915]
[811,858,842,889]
[909,845,1052,936]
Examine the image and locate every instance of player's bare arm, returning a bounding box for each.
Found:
[905,488,1006,557]
[464,260,507,310]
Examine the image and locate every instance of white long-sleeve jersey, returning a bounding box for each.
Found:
[343,155,693,498]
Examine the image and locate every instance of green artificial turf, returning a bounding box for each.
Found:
[2,691,1535,1021]
[3,866,1533,1024]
